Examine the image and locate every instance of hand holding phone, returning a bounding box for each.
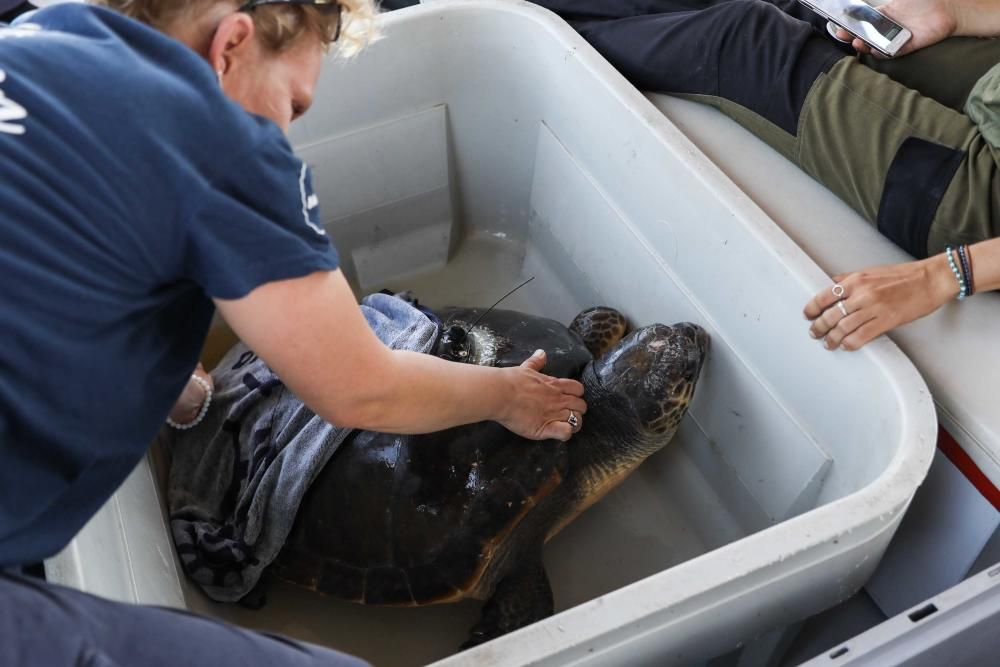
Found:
[798,0,912,57]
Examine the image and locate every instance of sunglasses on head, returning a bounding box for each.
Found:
[238,0,343,42]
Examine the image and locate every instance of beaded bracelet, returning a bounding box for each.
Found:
[166,373,213,430]
[945,245,968,300]
[958,244,976,296]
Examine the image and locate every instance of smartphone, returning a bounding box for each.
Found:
[798,0,911,57]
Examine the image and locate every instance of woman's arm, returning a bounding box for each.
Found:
[803,238,1000,350]
[214,269,587,441]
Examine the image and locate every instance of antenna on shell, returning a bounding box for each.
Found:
[467,276,536,333]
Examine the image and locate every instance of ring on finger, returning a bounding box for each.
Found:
[832,283,846,299]
[567,409,580,429]
[837,301,848,317]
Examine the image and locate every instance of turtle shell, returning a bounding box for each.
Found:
[271,307,592,605]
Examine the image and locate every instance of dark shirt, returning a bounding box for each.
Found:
[0,4,338,565]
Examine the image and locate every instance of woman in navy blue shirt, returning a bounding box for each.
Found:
[0,1,586,664]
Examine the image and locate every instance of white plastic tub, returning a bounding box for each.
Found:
[47,2,937,665]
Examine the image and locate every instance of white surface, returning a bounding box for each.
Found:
[648,93,1000,491]
[48,2,936,666]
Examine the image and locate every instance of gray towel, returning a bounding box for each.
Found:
[165,293,439,602]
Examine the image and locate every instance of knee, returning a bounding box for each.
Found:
[710,0,842,133]
[708,0,822,73]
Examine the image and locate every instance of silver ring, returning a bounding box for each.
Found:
[832,283,846,299]
[567,410,579,429]
[837,301,848,317]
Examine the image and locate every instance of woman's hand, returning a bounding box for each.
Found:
[168,363,214,425]
[495,350,588,442]
[834,0,959,56]
[803,253,956,351]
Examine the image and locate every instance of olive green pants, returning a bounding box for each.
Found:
[682,37,1000,257]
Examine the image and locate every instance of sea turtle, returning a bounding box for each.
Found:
[271,305,709,648]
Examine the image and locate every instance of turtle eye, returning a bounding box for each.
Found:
[438,325,474,362]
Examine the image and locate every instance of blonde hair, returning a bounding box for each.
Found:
[90,0,379,56]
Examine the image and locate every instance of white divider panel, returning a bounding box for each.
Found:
[296,105,455,288]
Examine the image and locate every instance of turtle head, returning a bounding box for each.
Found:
[586,322,708,450]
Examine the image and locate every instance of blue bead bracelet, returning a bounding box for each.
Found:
[958,244,975,296]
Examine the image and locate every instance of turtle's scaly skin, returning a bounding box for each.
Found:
[269,306,709,648]
[569,307,629,358]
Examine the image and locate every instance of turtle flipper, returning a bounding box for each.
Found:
[237,576,268,610]
[461,559,554,650]
[569,307,628,359]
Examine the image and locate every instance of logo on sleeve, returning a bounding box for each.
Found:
[0,70,27,136]
[298,163,326,237]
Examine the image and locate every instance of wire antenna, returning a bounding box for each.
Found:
[467,276,535,332]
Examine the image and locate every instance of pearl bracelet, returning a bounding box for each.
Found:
[166,373,213,430]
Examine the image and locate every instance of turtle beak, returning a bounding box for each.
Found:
[590,322,709,434]
[675,322,710,381]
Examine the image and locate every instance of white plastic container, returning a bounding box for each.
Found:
[47,2,937,665]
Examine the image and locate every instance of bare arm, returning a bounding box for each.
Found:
[951,0,1000,37]
[803,238,1000,350]
[212,269,587,440]
[968,237,1000,292]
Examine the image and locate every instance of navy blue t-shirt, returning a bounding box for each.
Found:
[0,5,339,565]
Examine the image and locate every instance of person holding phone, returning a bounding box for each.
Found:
[827,0,911,55]
[831,0,1000,56]
[802,0,1000,349]
[527,0,1000,350]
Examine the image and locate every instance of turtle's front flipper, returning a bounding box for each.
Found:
[461,559,554,650]
[569,307,628,358]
